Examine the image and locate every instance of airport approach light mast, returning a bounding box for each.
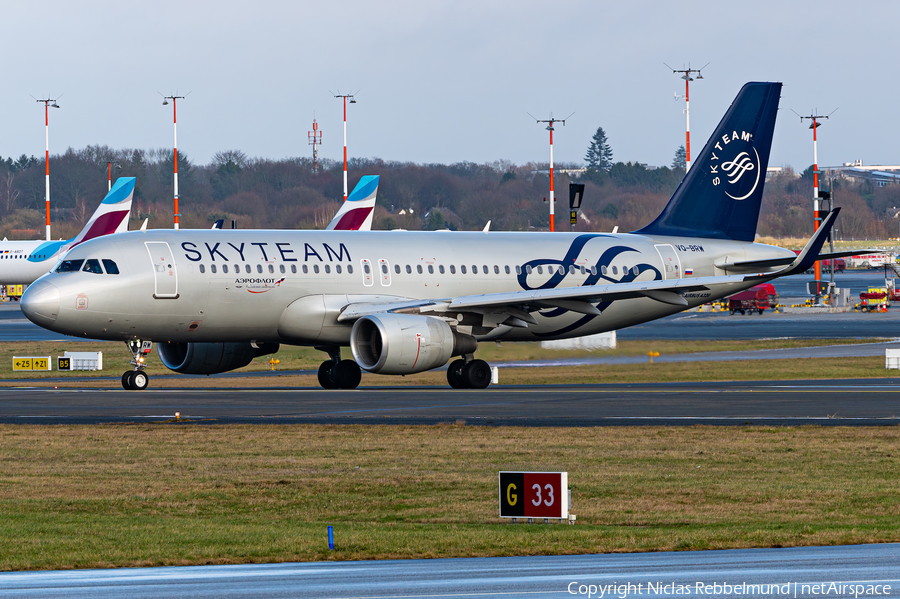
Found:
[529,112,573,232]
[332,91,357,201]
[665,63,707,172]
[794,108,837,290]
[309,117,322,175]
[33,96,60,241]
[162,94,186,230]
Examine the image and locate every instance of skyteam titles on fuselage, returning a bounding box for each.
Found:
[181,241,351,264]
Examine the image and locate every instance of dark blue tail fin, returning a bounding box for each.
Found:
[635,82,782,242]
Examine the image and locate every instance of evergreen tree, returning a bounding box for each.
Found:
[672,145,686,170]
[584,126,613,171]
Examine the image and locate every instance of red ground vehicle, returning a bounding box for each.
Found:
[727,286,770,315]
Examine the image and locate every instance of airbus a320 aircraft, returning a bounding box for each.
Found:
[21,83,853,391]
[0,177,135,285]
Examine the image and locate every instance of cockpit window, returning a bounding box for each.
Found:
[102,259,119,275]
[56,259,84,273]
[83,259,104,274]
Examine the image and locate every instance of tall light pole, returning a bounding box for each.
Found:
[332,91,357,201]
[162,94,185,230]
[666,63,707,172]
[34,96,60,240]
[529,113,572,232]
[794,108,836,289]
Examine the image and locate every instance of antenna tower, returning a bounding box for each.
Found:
[309,117,323,174]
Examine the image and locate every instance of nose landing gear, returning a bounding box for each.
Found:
[122,340,152,390]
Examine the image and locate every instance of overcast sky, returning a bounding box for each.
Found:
[1,1,895,172]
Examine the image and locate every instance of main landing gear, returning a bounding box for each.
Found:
[447,357,491,390]
[122,339,152,390]
[316,346,362,390]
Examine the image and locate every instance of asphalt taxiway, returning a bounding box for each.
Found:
[2,378,898,426]
[1,543,897,598]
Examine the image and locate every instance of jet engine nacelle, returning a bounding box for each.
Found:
[157,341,279,375]
[350,313,477,375]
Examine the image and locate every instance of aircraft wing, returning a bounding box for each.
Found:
[337,212,841,327]
[336,274,749,324]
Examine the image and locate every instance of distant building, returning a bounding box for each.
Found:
[822,160,900,187]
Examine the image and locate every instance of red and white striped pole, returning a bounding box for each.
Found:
[108,161,112,192]
[44,101,50,240]
[173,97,179,230]
[342,97,347,201]
[35,98,59,241]
[684,77,691,172]
[162,95,185,230]
[812,117,820,282]
[548,124,555,232]
[668,64,706,172]
[334,92,356,201]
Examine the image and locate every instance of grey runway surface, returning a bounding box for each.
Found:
[1,543,897,598]
[3,378,900,426]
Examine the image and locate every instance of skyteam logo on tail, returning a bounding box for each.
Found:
[709,130,760,201]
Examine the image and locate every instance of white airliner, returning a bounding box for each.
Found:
[21,83,857,391]
[0,177,135,285]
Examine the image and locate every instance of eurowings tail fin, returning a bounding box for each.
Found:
[635,82,782,242]
[326,175,379,231]
[70,177,135,248]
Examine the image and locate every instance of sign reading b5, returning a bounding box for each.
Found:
[499,471,568,518]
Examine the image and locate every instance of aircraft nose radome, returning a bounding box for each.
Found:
[21,282,60,328]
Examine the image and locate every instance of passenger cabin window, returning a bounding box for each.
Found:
[381,264,388,274]
[427,265,434,274]
[612,266,618,275]
[417,265,423,274]
[505,265,510,274]
[291,265,297,274]
[56,259,84,273]
[324,265,331,274]
[211,264,217,273]
[314,264,320,274]
[102,259,119,274]
[302,265,309,274]
[268,264,275,273]
[591,266,597,275]
[364,264,370,274]
[569,265,576,275]
[450,265,456,274]
[336,265,342,274]
[461,265,467,274]
[472,265,478,274]
[347,264,354,274]
[199,265,206,273]
[537,266,543,274]
[494,265,499,274]
[223,265,229,273]
[394,264,400,274]
[280,264,285,274]
[601,265,608,275]
[82,259,103,274]
[255,264,262,273]
[516,266,522,275]
[245,264,251,273]
[439,265,445,274]
[405,265,411,274]
[526,265,533,274]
